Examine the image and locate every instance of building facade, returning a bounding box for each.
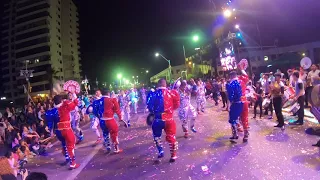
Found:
[1,0,81,104]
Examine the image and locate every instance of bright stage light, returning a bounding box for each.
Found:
[223,10,232,18]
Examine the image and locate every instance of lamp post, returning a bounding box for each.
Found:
[20,60,33,101]
[155,53,171,81]
[117,73,122,87]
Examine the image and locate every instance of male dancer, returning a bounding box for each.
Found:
[68,92,84,143]
[226,71,243,141]
[129,88,138,114]
[90,89,127,153]
[118,90,131,127]
[196,79,206,113]
[53,93,80,169]
[86,89,103,144]
[238,65,250,142]
[178,80,197,138]
[46,108,70,166]
[147,78,180,162]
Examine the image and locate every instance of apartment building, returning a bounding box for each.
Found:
[1,0,81,104]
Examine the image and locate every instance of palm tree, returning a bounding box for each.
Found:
[46,67,60,97]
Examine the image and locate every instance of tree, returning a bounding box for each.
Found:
[46,67,60,97]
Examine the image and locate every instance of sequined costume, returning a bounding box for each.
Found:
[118,94,131,126]
[178,87,197,138]
[147,87,180,161]
[129,89,138,113]
[70,106,83,142]
[86,105,101,141]
[91,96,123,153]
[46,108,70,163]
[226,78,243,139]
[196,82,206,113]
[54,97,79,168]
[238,74,250,141]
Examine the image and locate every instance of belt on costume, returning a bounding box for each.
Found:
[100,117,114,121]
[57,122,71,130]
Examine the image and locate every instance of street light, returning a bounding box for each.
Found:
[146,70,149,73]
[117,73,122,86]
[193,35,199,42]
[223,9,232,18]
[155,52,171,81]
[235,24,240,29]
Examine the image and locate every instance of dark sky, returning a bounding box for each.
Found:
[77,0,320,83]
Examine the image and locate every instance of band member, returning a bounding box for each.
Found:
[270,73,285,128]
[196,79,206,113]
[147,79,180,162]
[86,90,102,144]
[262,74,273,119]
[238,67,250,142]
[118,90,131,127]
[178,80,197,138]
[306,64,320,107]
[226,71,243,141]
[68,93,83,143]
[90,89,127,153]
[53,93,80,169]
[290,71,305,125]
[253,82,263,119]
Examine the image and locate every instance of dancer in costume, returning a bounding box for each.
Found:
[86,90,103,145]
[196,79,206,113]
[46,108,70,166]
[118,90,131,127]
[238,64,250,142]
[147,78,180,162]
[226,71,243,141]
[68,92,84,143]
[178,80,197,138]
[53,93,80,169]
[129,88,138,114]
[89,89,127,153]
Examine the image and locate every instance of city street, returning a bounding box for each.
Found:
[27,100,320,180]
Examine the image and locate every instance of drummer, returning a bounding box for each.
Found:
[289,71,305,125]
[270,73,285,128]
[261,73,273,119]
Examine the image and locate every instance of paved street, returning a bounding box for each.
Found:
[27,100,320,180]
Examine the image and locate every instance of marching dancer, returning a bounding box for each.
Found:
[129,88,138,114]
[147,78,180,162]
[289,71,305,125]
[238,64,250,142]
[89,89,127,153]
[68,92,84,143]
[119,90,131,127]
[226,71,243,141]
[178,80,197,138]
[86,90,102,145]
[46,108,71,166]
[196,79,206,113]
[53,93,80,169]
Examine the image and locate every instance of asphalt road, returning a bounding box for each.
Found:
[26,100,320,180]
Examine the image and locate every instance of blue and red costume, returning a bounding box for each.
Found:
[238,74,250,141]
[91,96,123,153]
[54,98,79,168]
[147,87,180,161]
[46,108,70,164]
[226,78,243,139]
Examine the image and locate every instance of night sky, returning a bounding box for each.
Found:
[1,0,320,85]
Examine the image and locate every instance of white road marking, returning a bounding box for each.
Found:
[67,144,103,180]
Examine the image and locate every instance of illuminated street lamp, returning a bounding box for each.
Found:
[193,35,199,42]
[146,70,149,73]
[117,73,122,86]
[223,9,232,18]
[235,24,240,29]
[155,52,171,81]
